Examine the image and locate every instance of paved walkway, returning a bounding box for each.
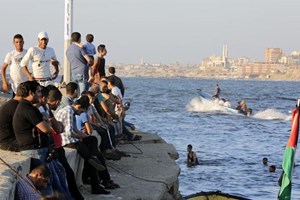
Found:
[80,132,181,200]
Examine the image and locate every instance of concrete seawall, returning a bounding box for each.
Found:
[0,131,181,200]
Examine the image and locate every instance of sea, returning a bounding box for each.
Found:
[122,77,300,200]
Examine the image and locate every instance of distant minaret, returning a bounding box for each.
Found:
[222,44,228,68]
[140,57,144,65]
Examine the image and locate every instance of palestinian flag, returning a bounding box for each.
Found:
[278,107,300,200]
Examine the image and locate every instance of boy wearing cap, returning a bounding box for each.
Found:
[20,31,59,87]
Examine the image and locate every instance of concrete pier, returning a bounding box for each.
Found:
[0,131,181,200]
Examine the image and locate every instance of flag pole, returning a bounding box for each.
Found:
[63,0,73,84]
[278,98,300,200]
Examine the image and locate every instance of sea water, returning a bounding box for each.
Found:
[123,77,300,200]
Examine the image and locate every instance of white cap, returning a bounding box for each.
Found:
[38,31,49,40]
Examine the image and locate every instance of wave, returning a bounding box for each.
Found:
[187,97,291,121]
[186,97,224,113]
[252,109,291,121]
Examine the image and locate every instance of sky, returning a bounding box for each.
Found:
[1,0,300,65]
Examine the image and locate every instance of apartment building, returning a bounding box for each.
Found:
[264,48,283,63]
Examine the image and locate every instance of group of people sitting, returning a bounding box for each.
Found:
[0,67,140,199]
[0,30,143,199]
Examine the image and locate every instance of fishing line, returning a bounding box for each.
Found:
[0,157,42,196]
[121,141,143,154]
[106,162,170,191]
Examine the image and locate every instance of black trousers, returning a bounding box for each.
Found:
[92,124,116,152]
[66,136,110,189]
[81,136,111,184]
[56,147,84,200]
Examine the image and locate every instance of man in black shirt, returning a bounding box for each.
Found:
[13,81,52,164]
[0,84,24,151]
[92,44,107,84]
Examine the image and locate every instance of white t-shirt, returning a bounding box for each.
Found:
[20,46,57,79]
[111,86,123,101]
[111,86,123,113]
[4,49,28,92]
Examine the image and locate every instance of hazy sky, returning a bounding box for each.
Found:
[1,0,300,65]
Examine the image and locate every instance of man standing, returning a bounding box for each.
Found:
[212,84,221,99]
[1,34,27,96]
[92,44,107,84]
[66,32,92,93]
[20,32,59,87]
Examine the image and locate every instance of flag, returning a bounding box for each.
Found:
[278,107,300,200]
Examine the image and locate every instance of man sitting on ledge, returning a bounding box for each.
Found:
[12,81,52,167]
[55,95,117,194]
[0,83,24,151]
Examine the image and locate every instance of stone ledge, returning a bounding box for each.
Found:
[80,133,181,200]
[0,132,181,200]
[0,150,30,200]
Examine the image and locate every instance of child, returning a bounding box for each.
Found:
[84,34,96,84]
[84,34,96,60]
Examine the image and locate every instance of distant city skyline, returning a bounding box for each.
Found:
[1,0,300,65]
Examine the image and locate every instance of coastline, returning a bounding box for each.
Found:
[110,65,300,82]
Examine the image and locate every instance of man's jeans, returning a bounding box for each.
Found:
[21,147,49,167]
[72,74,89,93]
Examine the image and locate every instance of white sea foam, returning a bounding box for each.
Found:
[186,97,223,112]
[252,109,291,121]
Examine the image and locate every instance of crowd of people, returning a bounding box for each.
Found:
[0,31,141,199]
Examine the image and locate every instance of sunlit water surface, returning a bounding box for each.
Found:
[123,77,300,200]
